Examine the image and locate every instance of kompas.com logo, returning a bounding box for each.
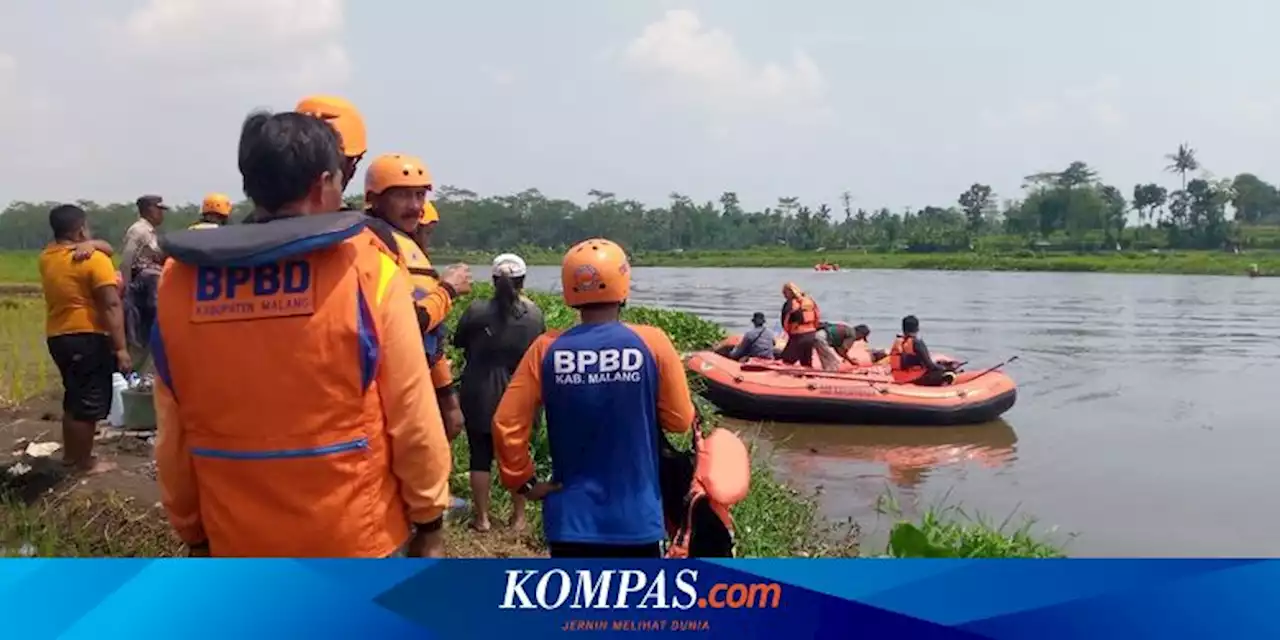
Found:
[499,568,782,610]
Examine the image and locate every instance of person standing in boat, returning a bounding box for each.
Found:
[729,312,776,361]
[778,282,821,366]
[889,315,956,386]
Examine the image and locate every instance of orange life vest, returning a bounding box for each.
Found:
[662,419,750,559]
[389,230,450,368]
[889,335,926,384]
[783,295,820,336]
[366,219,455,389]
[152,212,452,557]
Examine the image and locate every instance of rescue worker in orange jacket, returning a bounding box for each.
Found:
[417,200,440,250]
[363,153,472,441]
[241,96,368,223]
[889,315,956,386]
[296,95,366,191]
[188,193,233,230]
[153,110,452,557]
[493,238,695,558]
[778,282,821,366]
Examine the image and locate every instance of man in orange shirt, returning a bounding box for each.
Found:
[493,238,695,558]
[152,110,452,557]
[38,205,131,474]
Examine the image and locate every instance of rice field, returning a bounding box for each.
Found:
[0,296,53,407]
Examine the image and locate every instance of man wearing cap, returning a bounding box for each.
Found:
[120,194,168,370]
[729,312,777,361]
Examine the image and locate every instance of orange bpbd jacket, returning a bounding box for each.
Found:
[382,226,454,389]
[152,212,452,557]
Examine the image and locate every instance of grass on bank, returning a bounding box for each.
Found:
[875,492,1069,558]
[0,297,52,407]
[0,283,1061,558]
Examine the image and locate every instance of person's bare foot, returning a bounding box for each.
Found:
[509,516,527,533]
[469,518,491,533]
[62,457,117,476]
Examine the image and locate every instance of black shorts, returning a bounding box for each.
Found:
[465,423,495,473]
[47,333,115,422]
[780,331,818,365]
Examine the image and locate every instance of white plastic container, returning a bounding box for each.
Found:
[107,373,128,427]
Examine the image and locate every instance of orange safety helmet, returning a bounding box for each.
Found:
[419,201,440,225]
[201,193,233,217]
[364,153,433,196]
[295,95,368,158]
[561,238,631,308]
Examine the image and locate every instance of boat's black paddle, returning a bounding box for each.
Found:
[965,356,1019,382]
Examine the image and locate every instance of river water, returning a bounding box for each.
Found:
[520,266,1279,556]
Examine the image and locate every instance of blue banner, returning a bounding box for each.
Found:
[3,559,1272,638]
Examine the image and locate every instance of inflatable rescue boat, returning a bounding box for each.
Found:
[687,351,1017,426]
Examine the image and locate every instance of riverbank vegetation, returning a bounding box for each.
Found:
[2,143,1278,277]
[0,285,1061,558]
[876,494,1068,558]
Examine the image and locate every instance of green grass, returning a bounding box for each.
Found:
[0,492,182,558]
[434,247,1277,276]
[0,297,53,407]
[875,492,1068,558]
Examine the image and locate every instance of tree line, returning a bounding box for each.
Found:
[3,144,1279,254]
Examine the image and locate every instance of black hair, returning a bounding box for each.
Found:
[751,312,766,326]
[902,315,919,334]
[854,324,870,338]
[492,275,526,323]
[49,204,87,241]
[237,110,343,213]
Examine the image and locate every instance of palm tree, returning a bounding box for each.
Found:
[1165,143,1199,191]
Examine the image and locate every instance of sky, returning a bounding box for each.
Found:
[1,0,1277,212]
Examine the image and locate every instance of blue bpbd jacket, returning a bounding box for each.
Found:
[491,321,696,544]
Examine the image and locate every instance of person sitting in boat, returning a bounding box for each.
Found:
[779,282,821,366]
[851,324,888,363]
[729,312,776,361]
[890,315,956,386]
[814,321,863,371]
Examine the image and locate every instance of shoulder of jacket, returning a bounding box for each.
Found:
[359,218,401,256]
